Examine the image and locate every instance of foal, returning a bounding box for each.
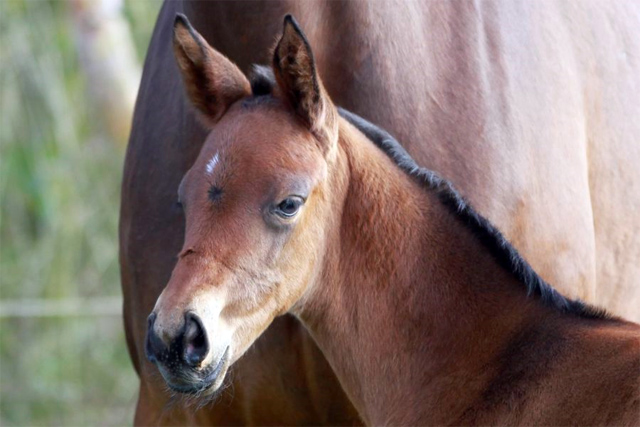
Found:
[146,14,640,425]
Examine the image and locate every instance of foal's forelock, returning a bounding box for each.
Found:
[249,65,276,97]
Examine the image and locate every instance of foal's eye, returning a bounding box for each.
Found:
[275,197,304,218]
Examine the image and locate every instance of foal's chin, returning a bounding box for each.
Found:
[160,347,231,396]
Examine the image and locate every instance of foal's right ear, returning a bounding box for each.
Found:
[172,14,251,126]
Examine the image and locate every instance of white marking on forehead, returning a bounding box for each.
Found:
[206,152,220,176]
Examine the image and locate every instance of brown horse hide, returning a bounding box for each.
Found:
[119,0,640,424]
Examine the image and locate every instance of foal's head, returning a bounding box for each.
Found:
[146,15,343,394]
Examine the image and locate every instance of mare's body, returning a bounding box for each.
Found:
[120,1,640,424]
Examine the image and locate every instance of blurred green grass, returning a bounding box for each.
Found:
[0,0,162,425]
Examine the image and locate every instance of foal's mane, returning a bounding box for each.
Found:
[248,66,610,321]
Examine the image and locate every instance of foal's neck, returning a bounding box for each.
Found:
[298,121,565,425]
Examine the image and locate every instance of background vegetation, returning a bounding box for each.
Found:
[0,0,162,424]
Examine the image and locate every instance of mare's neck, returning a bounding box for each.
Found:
[297,121,562,425]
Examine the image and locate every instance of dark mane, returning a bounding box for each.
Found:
[245,65,609,320]
[339,108,611,321]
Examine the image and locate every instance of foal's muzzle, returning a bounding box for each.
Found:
[146,311,209,366]
[146,311,226,393]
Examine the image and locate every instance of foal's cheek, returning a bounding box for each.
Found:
[263,231,290,265]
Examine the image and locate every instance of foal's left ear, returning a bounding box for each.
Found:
[272,15,338,154]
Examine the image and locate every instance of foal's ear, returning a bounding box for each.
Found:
[272,15,338,152]
[173,14,251,126]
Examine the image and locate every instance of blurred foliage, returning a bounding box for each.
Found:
[0,0,162,425]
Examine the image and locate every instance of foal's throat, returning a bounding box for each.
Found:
[299,121,542,424]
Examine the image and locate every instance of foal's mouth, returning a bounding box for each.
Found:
[162,346,231,395]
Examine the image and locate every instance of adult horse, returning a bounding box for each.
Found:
[120,0,640,424]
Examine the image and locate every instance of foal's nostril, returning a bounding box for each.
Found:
[183,312,209,367]
[147,312,157,333]
[145,312,167,363]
